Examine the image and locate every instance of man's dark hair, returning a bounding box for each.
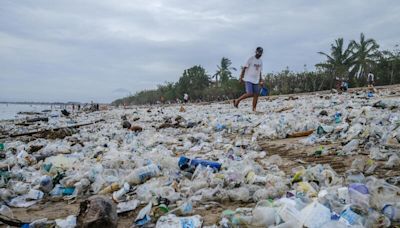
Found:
[256,47,263,52]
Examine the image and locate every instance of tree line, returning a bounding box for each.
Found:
[112,33,400,106]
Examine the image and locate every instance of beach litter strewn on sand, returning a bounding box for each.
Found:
[0,86,400,227]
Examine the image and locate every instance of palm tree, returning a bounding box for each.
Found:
[350,33,379,85]
[316,38,355,89]
[380,45,400,85]
[212,57,236,87]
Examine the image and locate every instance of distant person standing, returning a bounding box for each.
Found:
[340,80,348,92]
[233,47,264,112]
[368,71,375,88]
[183,93,189,103]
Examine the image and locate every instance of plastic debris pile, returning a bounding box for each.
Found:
[0,87,400,227]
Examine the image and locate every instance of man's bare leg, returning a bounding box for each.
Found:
[234,93,253,108]
[252,94,259,111]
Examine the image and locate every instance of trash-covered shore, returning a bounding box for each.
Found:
[1,86,400,227]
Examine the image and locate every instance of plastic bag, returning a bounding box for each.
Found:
[342,139,359,154]
[251,205,276,227]
[55,215,77,228]
[227,187,250,202]
[135,202,152,226]
[299,201,331,228]
[117,199,139,214]
[276,199,301,224]
[156,214,203,228]
[0,205,13,218]
[385,154,400,168]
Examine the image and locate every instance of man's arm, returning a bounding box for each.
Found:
[239,67,247,83]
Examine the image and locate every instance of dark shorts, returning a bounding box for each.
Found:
[245,81,259,94]
[368,80,374,86]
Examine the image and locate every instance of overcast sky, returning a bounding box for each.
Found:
[1,0,399,103]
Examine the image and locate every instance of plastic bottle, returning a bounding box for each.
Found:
[153,204,169,218]
[178,156,221,173]
[337,187,350,204]
[112,183,130,202]
[39,175,53,193]
[215,123,226,132]
[73,178,90,196]
[126,164,161,185]
[279,115,286,127]
[339,207,362,226]
[50,185,75,196]
[246,171,268,184]
[62,187,75,196]
[346,170,365,184]
[382,204,400,222]
[348,184,370,210]
[334,112,342,123]
[99,182,120,194]
[179,200,193,215]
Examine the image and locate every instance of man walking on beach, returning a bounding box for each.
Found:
[233,47,264,112]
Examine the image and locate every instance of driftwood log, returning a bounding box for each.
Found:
[0,119,105,139]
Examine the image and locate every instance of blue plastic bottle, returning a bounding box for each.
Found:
[334,112,342,123]
[178,156,221,172]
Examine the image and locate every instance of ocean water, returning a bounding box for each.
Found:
[0,103,55,120]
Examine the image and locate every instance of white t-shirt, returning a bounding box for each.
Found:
[184,93,189,100]
[368,73,374,81]
[243,56,263,84]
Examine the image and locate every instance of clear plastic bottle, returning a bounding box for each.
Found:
[382,203,400,222]
[125,164,161,185]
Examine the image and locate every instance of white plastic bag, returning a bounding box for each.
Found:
[156,214,203,228]
[299,201,331,228]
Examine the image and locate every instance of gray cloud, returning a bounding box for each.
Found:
[0,0,399,102]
